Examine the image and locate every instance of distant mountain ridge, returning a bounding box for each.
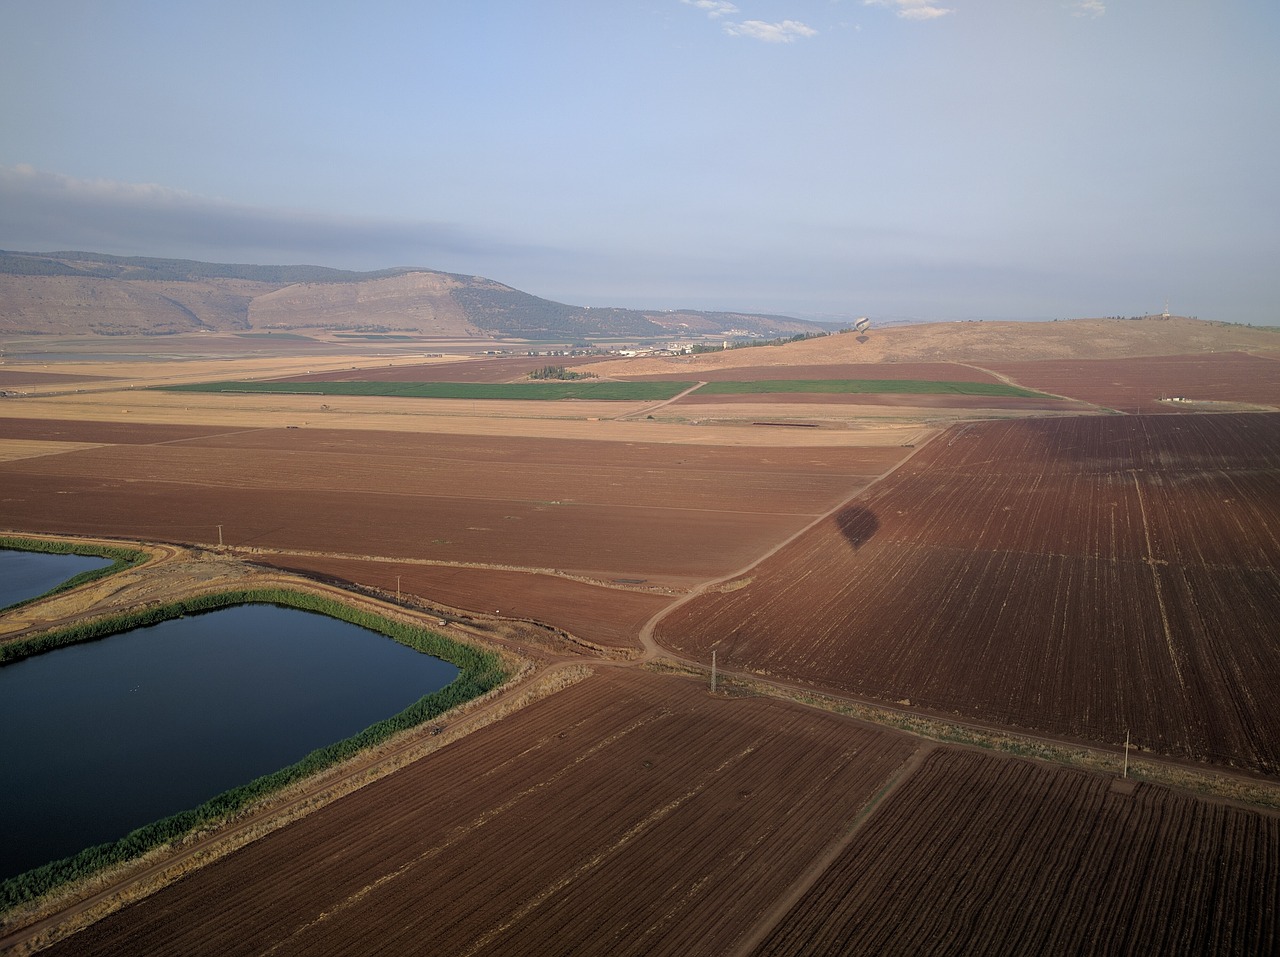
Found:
[0,250,824,340]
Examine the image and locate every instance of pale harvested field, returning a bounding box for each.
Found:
[275,354,603,383]
[620,361,1007,382]
[0,439,106,463]
[0,348,477,393]
[0,389,931,445]
[581,317,1280,376]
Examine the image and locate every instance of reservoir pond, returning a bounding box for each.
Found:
[0,549,115,609]
[0,604,459,881]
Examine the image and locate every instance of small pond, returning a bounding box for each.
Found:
[0,604,459,881]
[0,549,115,609]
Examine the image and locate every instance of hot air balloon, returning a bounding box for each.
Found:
[854,316,871,334]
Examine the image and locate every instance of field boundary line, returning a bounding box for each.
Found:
[647,661,1280,813]
[636,430,937,660]
[730,741,935,957]
[613,379,706,420]
[1131,468,1188,694]
[0,565,593,954]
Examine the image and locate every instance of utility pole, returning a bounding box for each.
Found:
[1123,730,1130,779]
[217,524,223,548]
[711,650,717,694]
[396,575,401,602]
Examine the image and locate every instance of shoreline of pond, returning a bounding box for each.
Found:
[0,580,511,912]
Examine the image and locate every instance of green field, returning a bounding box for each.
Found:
[693,378,1053,398]
[160,378,1052,401]
[160,380,696,401]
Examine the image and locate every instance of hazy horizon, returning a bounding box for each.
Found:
[2,1,1276,325]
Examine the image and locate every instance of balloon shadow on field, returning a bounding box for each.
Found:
[836,504,880,551]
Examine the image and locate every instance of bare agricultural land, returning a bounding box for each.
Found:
[35,669,919,957]
[259,554,671,654]
[987,351,1280,413]
[753,747,1279,957]
[4,326,1280,955]
[656,413,1280,773]
[0,421,906,597]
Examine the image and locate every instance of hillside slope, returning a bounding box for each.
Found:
[0,250,822,339]
[583,317,1280,375]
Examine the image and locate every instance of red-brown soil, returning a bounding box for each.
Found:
[260,554,668,652]
[0,417,240,445]
[986,352,1280,413]
[671,392,1087,411]
[620,362,1006,383]
[656,413,1280,773]
[0,371,116,386]
[0,426,902,590]
[39,669,917,957]
[753,747,1279,957]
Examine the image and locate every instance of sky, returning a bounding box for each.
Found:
[2,1,1277,324]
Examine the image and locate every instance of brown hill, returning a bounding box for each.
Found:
[248,272,478,336]
[582,317,1280,376]
[0,251,822,340]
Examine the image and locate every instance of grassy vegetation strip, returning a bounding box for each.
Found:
[693,378,1053,398]
[158,380,693,401]
[0,536,148,613]
[0,589,508,911]
[645,661,1280,811]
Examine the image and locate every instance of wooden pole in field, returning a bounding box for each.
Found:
[711,650,717,694]
[217,524,223,547]
[396,575,401,601]
[1123,730,1130,778]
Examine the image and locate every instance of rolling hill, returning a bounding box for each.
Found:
[0,250,824,340]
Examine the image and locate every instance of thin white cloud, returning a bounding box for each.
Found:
[1072,0,1105,17]
[724,19,818,42]
[681,0,739,18]
[864,0,954,21]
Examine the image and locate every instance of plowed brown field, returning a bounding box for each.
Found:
[753,748,1280,957]
[259,554,669,652]
[0,426,904,588]
[39,669,917,957]
[6,334,1279,955]
[621,362,1005,382]
[656,413,1280,772]
[671,391,1082,411]
[987,352,1280,413]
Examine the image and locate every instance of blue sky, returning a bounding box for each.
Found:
[2,1,1277,323]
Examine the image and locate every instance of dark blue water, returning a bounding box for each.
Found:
[0,550,115,609]
[0,604,459,881]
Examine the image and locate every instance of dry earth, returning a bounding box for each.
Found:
[3,319,1279,955]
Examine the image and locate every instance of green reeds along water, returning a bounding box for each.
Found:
[0,548,115,609]
[0,603,466,891]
